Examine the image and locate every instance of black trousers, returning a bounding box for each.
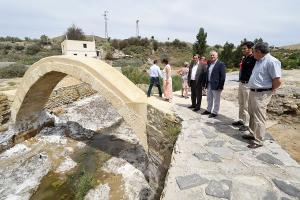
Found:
[190,80,203,109]
[147,77,162,97]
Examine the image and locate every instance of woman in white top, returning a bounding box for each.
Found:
[162,58,173,102]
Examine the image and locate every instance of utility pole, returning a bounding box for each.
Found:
[136,19,139,38]
[103,10,109,39]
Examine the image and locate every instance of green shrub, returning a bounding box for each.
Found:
[105,50,114,60]
[69,168,96,200]
[0,63,28,78]
[25,44,41,55]
[172,75,182,91]
[113,58,144,68]
[15,45,25,51]
[122,66,149,84]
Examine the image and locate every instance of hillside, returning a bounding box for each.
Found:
[281,43,300,50]
[0,35,299,85]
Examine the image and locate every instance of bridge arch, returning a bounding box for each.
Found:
[11,55,148,150]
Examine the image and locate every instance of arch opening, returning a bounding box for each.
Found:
[10,55,148,150]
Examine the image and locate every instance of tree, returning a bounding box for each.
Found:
[254,37,264,44]
[232,38,248,68]
[65,24,86,40]
[220,42,235,68]
[152,40,159,51]
[40,34,49,45]
[193,27,207,56]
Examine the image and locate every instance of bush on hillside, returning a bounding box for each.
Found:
[113,58,144,68]
[172,75,182,92]
[15,45,25,51]
[0,37,22,42]
[25,44,41,55]
[171,39,187,48]
[0,43,13,51]
[122,66,149,84]
[0,63,28,78]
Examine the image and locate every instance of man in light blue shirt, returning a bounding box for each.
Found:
[243,42,282,149]
[147,60,163,97]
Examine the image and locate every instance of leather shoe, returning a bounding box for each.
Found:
[242,135,255,140]
[193,108,200,112]
[188,105,195,109]
[239,125,249,131]
[232,120,244,127]
[208,113,217,118]
[247,143,263,149]
[201,111,211,115]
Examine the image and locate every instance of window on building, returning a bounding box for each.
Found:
[83,44,87,48]
[85,54,87,57]
[73,54,77,56]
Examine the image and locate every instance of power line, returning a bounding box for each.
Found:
[136,19,139,38]
[103,10,109,39]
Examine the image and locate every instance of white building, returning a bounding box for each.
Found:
[61,39,100,58]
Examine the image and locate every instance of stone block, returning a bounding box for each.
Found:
[273,179,300,199]
[205,180,232,199]
[256,153,284,166]
[176,174,209,190]
[194,152,222,163]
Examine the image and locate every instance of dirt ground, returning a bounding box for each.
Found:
[266,70,300,164]
[268,122,300,163]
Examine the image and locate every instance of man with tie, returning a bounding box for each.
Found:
[187,54,207,111]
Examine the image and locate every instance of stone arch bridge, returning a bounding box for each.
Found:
[10,55,148,150]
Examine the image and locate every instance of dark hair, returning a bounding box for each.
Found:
[162,58,169,64]
[254,42,269,54]
[153,60,158,64]
[241,41,254,49]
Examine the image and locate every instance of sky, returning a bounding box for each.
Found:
[1,0,299,46]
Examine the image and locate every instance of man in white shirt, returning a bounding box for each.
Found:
[243,42,282,149]
[147,60,163,97]
[202,51,226,118]
[187,54,207,111]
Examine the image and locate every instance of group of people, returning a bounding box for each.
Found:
[147,42,282,149]
[147,58,173,102]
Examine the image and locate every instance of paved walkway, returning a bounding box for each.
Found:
[153,92,300,200]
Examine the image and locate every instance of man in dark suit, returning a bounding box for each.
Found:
[187,54,207,111]
[202,51,226,118]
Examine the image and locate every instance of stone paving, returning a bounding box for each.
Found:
[160,92,300,200]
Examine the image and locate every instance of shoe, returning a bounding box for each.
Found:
[193,108,200,112]
[208,113,217,118]
[232,120,244,127]
[188,105,196,109]
[201,111,211,115]
[242,135,255,140]
[247,142,263,149]
[239,125,248,131]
